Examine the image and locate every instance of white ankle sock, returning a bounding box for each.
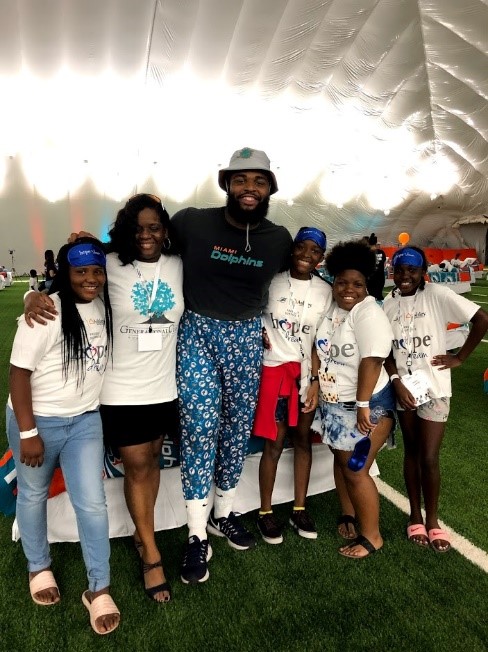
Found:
[185,498,208,540]
[213,487,236,520]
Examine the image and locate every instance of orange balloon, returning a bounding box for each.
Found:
[398,232,410,245]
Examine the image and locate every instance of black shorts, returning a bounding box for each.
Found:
[100,400,180,449]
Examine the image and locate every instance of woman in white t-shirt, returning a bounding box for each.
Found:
[384,246,488,553]
[252,227,332,544]
[99,195,183,602]
[316,240,395,558]
[7,238,120,635]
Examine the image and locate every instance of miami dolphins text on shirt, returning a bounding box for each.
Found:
[211,248,263,267]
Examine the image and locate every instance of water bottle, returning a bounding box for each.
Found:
[347,405,387,472]
[370,404,397,450]
[369,405,387,426]
[370,405,397,450]
[386,429,397,450]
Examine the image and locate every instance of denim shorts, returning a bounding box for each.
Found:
[320,382,395,451]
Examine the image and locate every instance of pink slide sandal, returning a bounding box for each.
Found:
[428,528,451,553]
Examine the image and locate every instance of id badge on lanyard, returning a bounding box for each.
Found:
[319,369,338,403]
[138,330,163,352]
[317,306,345,404]
[401,369,431,406]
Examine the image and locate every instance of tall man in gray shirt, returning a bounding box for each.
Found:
[172,147,292,584]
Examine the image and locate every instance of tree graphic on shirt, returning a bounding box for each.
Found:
[132,280,175,323]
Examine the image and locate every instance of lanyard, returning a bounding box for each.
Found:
[132,256,163,330]
[287,273,314,358]
[396,290,418,373]
[319,305,346,372]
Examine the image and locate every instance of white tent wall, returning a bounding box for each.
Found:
[1,0,488,272]
[457,221,488,264]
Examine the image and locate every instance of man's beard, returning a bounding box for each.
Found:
[226,193,270,225]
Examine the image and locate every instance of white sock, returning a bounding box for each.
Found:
[213,487,237,520]
[185,498,208,541]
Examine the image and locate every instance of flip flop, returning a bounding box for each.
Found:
[82,591,120,635]
[29,570,60,606]
[428,528,451,553]
[336,515,357,539]
[406,523,429,547]
[338,534,381,559]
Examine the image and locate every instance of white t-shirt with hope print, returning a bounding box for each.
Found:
[263,273,332,364]
[316,296,393,402]
[383,283,479,398]
[262,272,333,398]
[9,294,107,417]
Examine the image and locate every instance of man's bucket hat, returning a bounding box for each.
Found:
[218,147,278,194]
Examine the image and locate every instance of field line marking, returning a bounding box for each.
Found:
[375,477,488,573]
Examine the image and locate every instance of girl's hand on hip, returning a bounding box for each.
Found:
[431,353,462,371]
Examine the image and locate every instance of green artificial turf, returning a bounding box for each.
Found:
[0,279,487,652]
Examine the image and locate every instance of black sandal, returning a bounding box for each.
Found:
[339,534,382,559]
[336,515,357,539]
[140,559,172,603]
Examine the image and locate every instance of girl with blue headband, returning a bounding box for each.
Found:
[253,226,332,543]
[7,237,120,634]
[384,245,488,552]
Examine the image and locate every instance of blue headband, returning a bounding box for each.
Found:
[294,227,327,251]
[392,247,423,268]
[67,243,106,268]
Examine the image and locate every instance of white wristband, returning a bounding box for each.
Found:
[23,289,35,301]
[355,400,370,408]
[19,427,38,440]
[389,374,400,382]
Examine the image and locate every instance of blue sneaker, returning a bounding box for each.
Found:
[180,535,212,584]
[207,510,257,550]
